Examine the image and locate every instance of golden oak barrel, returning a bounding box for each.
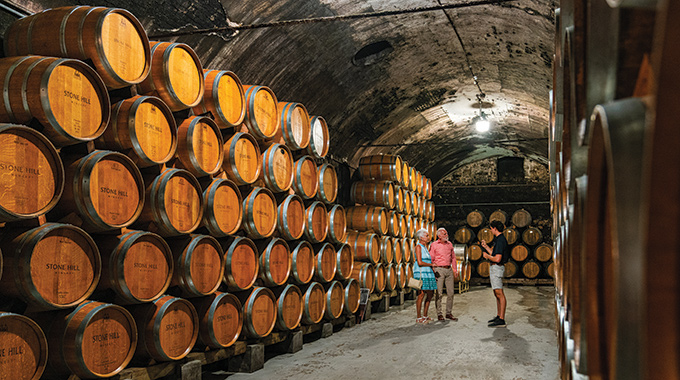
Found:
[467,209,485,228]
[221,132,262,185]
[0,124,63,222]
[373,263,386,293]
[503,226,519,245]
[358,154,402,183]
[175,116,224,177]
[534,243,554,263]
[301,282,326,325]
[386,210,400,237]
[292,156,319,199]
[0,223,100,310]
[396,263,408,289]
[544,261,554,278]
[289,240,315,285]
[522,226,543,246]
[350,262,375,292]
[243,85,279,140]
[323,281,345,320]
[406,263,414,283]
[476,260,490,278]
[454,227,474,244]
[313,243,337,283]
[256,238,291,287]
[55,150,144,232]
[306,116,330,158]
[385,263,398,291]
[408,167,418,192]
[343,278,360,314]
[129,295,198,362]
[170,234,224,297]
[406,215,417,238]
[327,204,347,244]
[95,95,177,168]
[350,180,395,209]
[304,201,328,243]
[424,177,433,200]
[237,287,276,339]
[401,160,410,189]
[396,213,408,238]
[468,243,483,261]
[138,41,204,112]
[477,227,495,244]
[192,70,245,129]
[427,201,435,221]
[220,236,259,291]
[260,143,294,193]
[511,209,532,228]
[394,184,405,213]
[190,292,243,349]
[202,178,242,237]
[241,187,277,239]
[96,230,173,304]
[393,237,404,264]
[522,260,541,279]
[316,163,338,204]
[346,205,388,235]
[379,235,394,264]
[402,237,412,263]
[511,244,529,262]
[273,284,303,331]
[135,168,203,236]
[345,230,381,264]
[0,313,48,380]
[504,260,518,278]
[402,190,412,216]
[489,209,509,225]
[0,56,110,147]
[3,6,150,89]
[277,101,310,150]
[334,243,354,281]
[276,193,305,240]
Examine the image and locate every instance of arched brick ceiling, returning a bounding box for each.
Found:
[10,0,555,184]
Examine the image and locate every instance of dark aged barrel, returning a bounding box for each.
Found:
[504,260,518,278]
[522,226,543,246]
[468,243,484,261]
[350,180,395,209]
[192,70,245,129]
[373,263,386,293]
[243,85,279,140]
[324,281,345,320]
[350,262,375,292]
[256,238,291,287]
[221,132,262,185]
[307,116,330,158]
[489,209,508,225]
[260,143,294,193]
[0,124,63,222]
[511,209,532,228]
[304,201,328,243]
[241,187,277,239]
[3,6,151,89]
[0,56,110,147]
[96,230,173,304]
[466,210,485,228]
[316,163,338,204]
[276,193,305,240]
[273,284,303,331]
[0,312,48,380]
[477,227,494,244]
[335,243,354,281]
[511,244,529,262]
[277,101,310,150]
[301,282,326,325]
[175,116,224,177]
[0,223,100,310]
[358,154,403,184]
[95,95,177,167]
[202,178,242,237]
[129,295,198,362]
[289,240,315,285]
[292,155,319,199]
[327,204,347,244]
[345,230,381,264]
[169,234,224,297]
[346,205,388,235]
[190,291,243,349]
[503,226,519,245]
[454,227,474,244]
[313,243,337,283]
[220,236,259,291]
[521,260,541,279]
[476,261,490,278]
[534,243,554,262]
[343,278,360,314]
[138,41,204,112]
[237,287,276,339]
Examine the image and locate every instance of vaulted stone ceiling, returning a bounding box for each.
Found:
[5,0,555,184]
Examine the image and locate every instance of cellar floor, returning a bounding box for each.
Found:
[212,285,559,379]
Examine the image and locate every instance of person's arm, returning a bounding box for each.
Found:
[416,245,432,267]
[451,244,458,276]
[481,240,502,263]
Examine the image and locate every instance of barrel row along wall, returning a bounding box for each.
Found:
[0,5,403,380]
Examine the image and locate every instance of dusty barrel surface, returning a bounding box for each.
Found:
[243,85,279,140]
[169,234,224,297]
[237,286,276,339]
[241,186,277,239]
[511,209,533,228]
[276,193,305,240]
[334,243,354,281]
[301,282,326,325]
[220,236,259,292]
[358,154,402,183]
[277,101,310,150]
[489,209,508,225]
[316,163,338,204]
[192,70,245,129]
[327,204,347,244]
[304,201,328,243]
[535,243,554,262]
[190,291,243,349]
[256,238,291,287]
[273,284,303,331]
[260,143,294,193]
[292,155,319,199]
[522,226,543,246]
[290,240,315,285]
[343,278,361,314]
[202,178,243,237]
[466,209,485,228]
[306,116,329,158]
[504,226,519,244]
[454,227,474,244]
[175,116,224,177]
[511,244,529,262]
[221,132,262,185]
[0,312,48,380]
[324,281,345,320]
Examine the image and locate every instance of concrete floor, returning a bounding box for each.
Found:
[214,285,559,380]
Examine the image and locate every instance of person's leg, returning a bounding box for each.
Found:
[423,290,435,318]
[415,290,424,319]
[444,268,455,316]
[495,289,507,319]
[434,268,444,317]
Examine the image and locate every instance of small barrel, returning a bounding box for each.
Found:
[301,282,326,325]
[221,132,262,185]
[130,295,198,361]
[350,262,375,292]
[306,116,330,158]
[346,205,388,235]
[290,240,315,285]
[358,154,402,183]
[396,263,408,289]
[241,187,277,239]
[476,261,490,278]
[522,226,543,246]
[334,244,354,281]
[0,312,48,380]
[192,70,245,129]
[95,95,177,167]
[477,227,495,244]
[466,210,485,228]
[277,101,310,150]
[138,41,204,111]
[393,238,404,264]
[260,143,294,193]
[175,116,224,177]
[385,263,398,291]
[511,209,533,228]
[468,243,483,261]
[202,178,243,237]
[0,223,100,310]
[304,201,328,243]
[292,155,319,199]
[522,260,541,279]
[170,234,224,297]
[489,209,508,225]
[373,263,386,293]
[256,238,291,287]
[327,204,347,244]
[324,281,345,320]
[243,85,279,140]
[316,163,338,203]
[350,180,395,209]
[273,284,303,331]
[220,236,259,291]
[190,292,243,349]
[534,243,554,262]
[503,226,519,245]
[313,243,337,283]
[237,287,276,339]
[0,124,64,222]
[454,226,474,244]
[511,244,529,262]
[343,278,361,314]
[276,193,305,240]
[345,230,381,264]
[379,235,394,264]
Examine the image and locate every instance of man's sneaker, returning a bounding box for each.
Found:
[488,318,506,327]
[488,316,500,323]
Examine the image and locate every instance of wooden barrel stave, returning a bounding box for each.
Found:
[316,163,338,203]
[243,85,279,140]
[169,234,224,297]
[301,282,326,325]
[313,243,337,283]
[358,154,402,183]
[221,132,262,185]
[345,230,381,264]
[192,70,245,129]
[326,204,347,244]
[237,287,276,339]
[241,187,277,239]
[277,101,310,150]
[324,281,345,320]
[273,284,303,331]
[175,115,224,177]
[343,278,361,314]
[349,262,375,292]
[256,238,291,287]
[289,240,315,285]
[276,193,305,240]
[190,291,243,349]
[306,116,329,158]
[202,178,243,237]
[292,156,319,199]
[350,180,395,209]
[220,236,259,291]
[260,143,294,193]
[334,243,354,281]
[304,201,328,243]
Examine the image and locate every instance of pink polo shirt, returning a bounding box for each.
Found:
[429,240,456,267]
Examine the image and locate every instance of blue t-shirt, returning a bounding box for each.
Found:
[492,234,510,264]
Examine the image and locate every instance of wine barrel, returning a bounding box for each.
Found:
[324,281,345,320]
[522,260,541,279]
[476,261,490,277]
[220,237,259,292]
[489,209,508,225]
[202,178,243,237]
[237,287,276,339]
[260,143,294,193]
[241,187,277,239]
[138,41,204,112]
[256,238,291,287]
[289,241,315,285]
[468,243,483,261]
[467,209,485,228]
[358,154,403,183]
[129,295,198,361]
[504,260,518,278]
[292,156,319,199]
[175,116,224,177]
[0,56,110,147]
[316,163,338,204]
[394,184,405,213]
[313,243,337,283]
[0,312,47,380]
[522,226,543,246]
[373,263,386,293]
[273,284,303,331]
[221,132,262,185]
[545,261,555,278]
[395,263,407,289]
[192,70,245,129]
[401,160,411,189]
[511,244,529,262]
[406,262,414,283]
[535,243,554,262]
[3,6,150,89]
[408,167,419,192]
[453,244,467,263]
[385,263,398,291]
[96,230,173,304]
[170,234,224,297]
[379,235,394,264]
[55,150,144,232]
[243,85,279,140]
[0,223,100,310]
[346,205,388,235]
[190,292,243,349]
[454,226,474,244]
[503,226,519,245]
[393,238,404,264]
[386,209,400,237]
[511,209,533,228]
[402,190,412,216]
[350,262,375,292]
[345,230,381,264]
[306,116,330,158]
[402,237,412,263]
[134,168,203,236]
[350,180,395,209]
[277,101,310,150]
[276,193,305,240]
[477,227,494,244]
[304,201,328,243]
[301,282,326,325]
[334,243,354,281]
[343,278,361,314]
[96,95,177,167]
[396,213,408,238]
[327,204,347,244]
[0,124,63,222]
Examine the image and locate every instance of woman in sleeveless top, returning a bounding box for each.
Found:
[414,228,437,323]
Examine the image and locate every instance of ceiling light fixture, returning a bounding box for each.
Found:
[475,93,490,132]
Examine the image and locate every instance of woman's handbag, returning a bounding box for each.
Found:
[408,269,423,289]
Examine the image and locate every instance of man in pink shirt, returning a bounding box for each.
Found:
[429,227,459,321]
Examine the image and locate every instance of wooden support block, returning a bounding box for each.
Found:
[344,317,357,328]
[281,331,304,353]
[390,291,405,305]
[372,294,390,313]
[178,360,202,380]
[320,323,333,338]
[363,301,372,320]
[228,343,264,373]
[404,289,416,300]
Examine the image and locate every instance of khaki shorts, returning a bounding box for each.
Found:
[490,264,505,289]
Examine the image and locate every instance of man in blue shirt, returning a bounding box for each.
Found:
[481,220,509,327]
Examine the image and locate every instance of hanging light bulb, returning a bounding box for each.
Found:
[476,118,490,132]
